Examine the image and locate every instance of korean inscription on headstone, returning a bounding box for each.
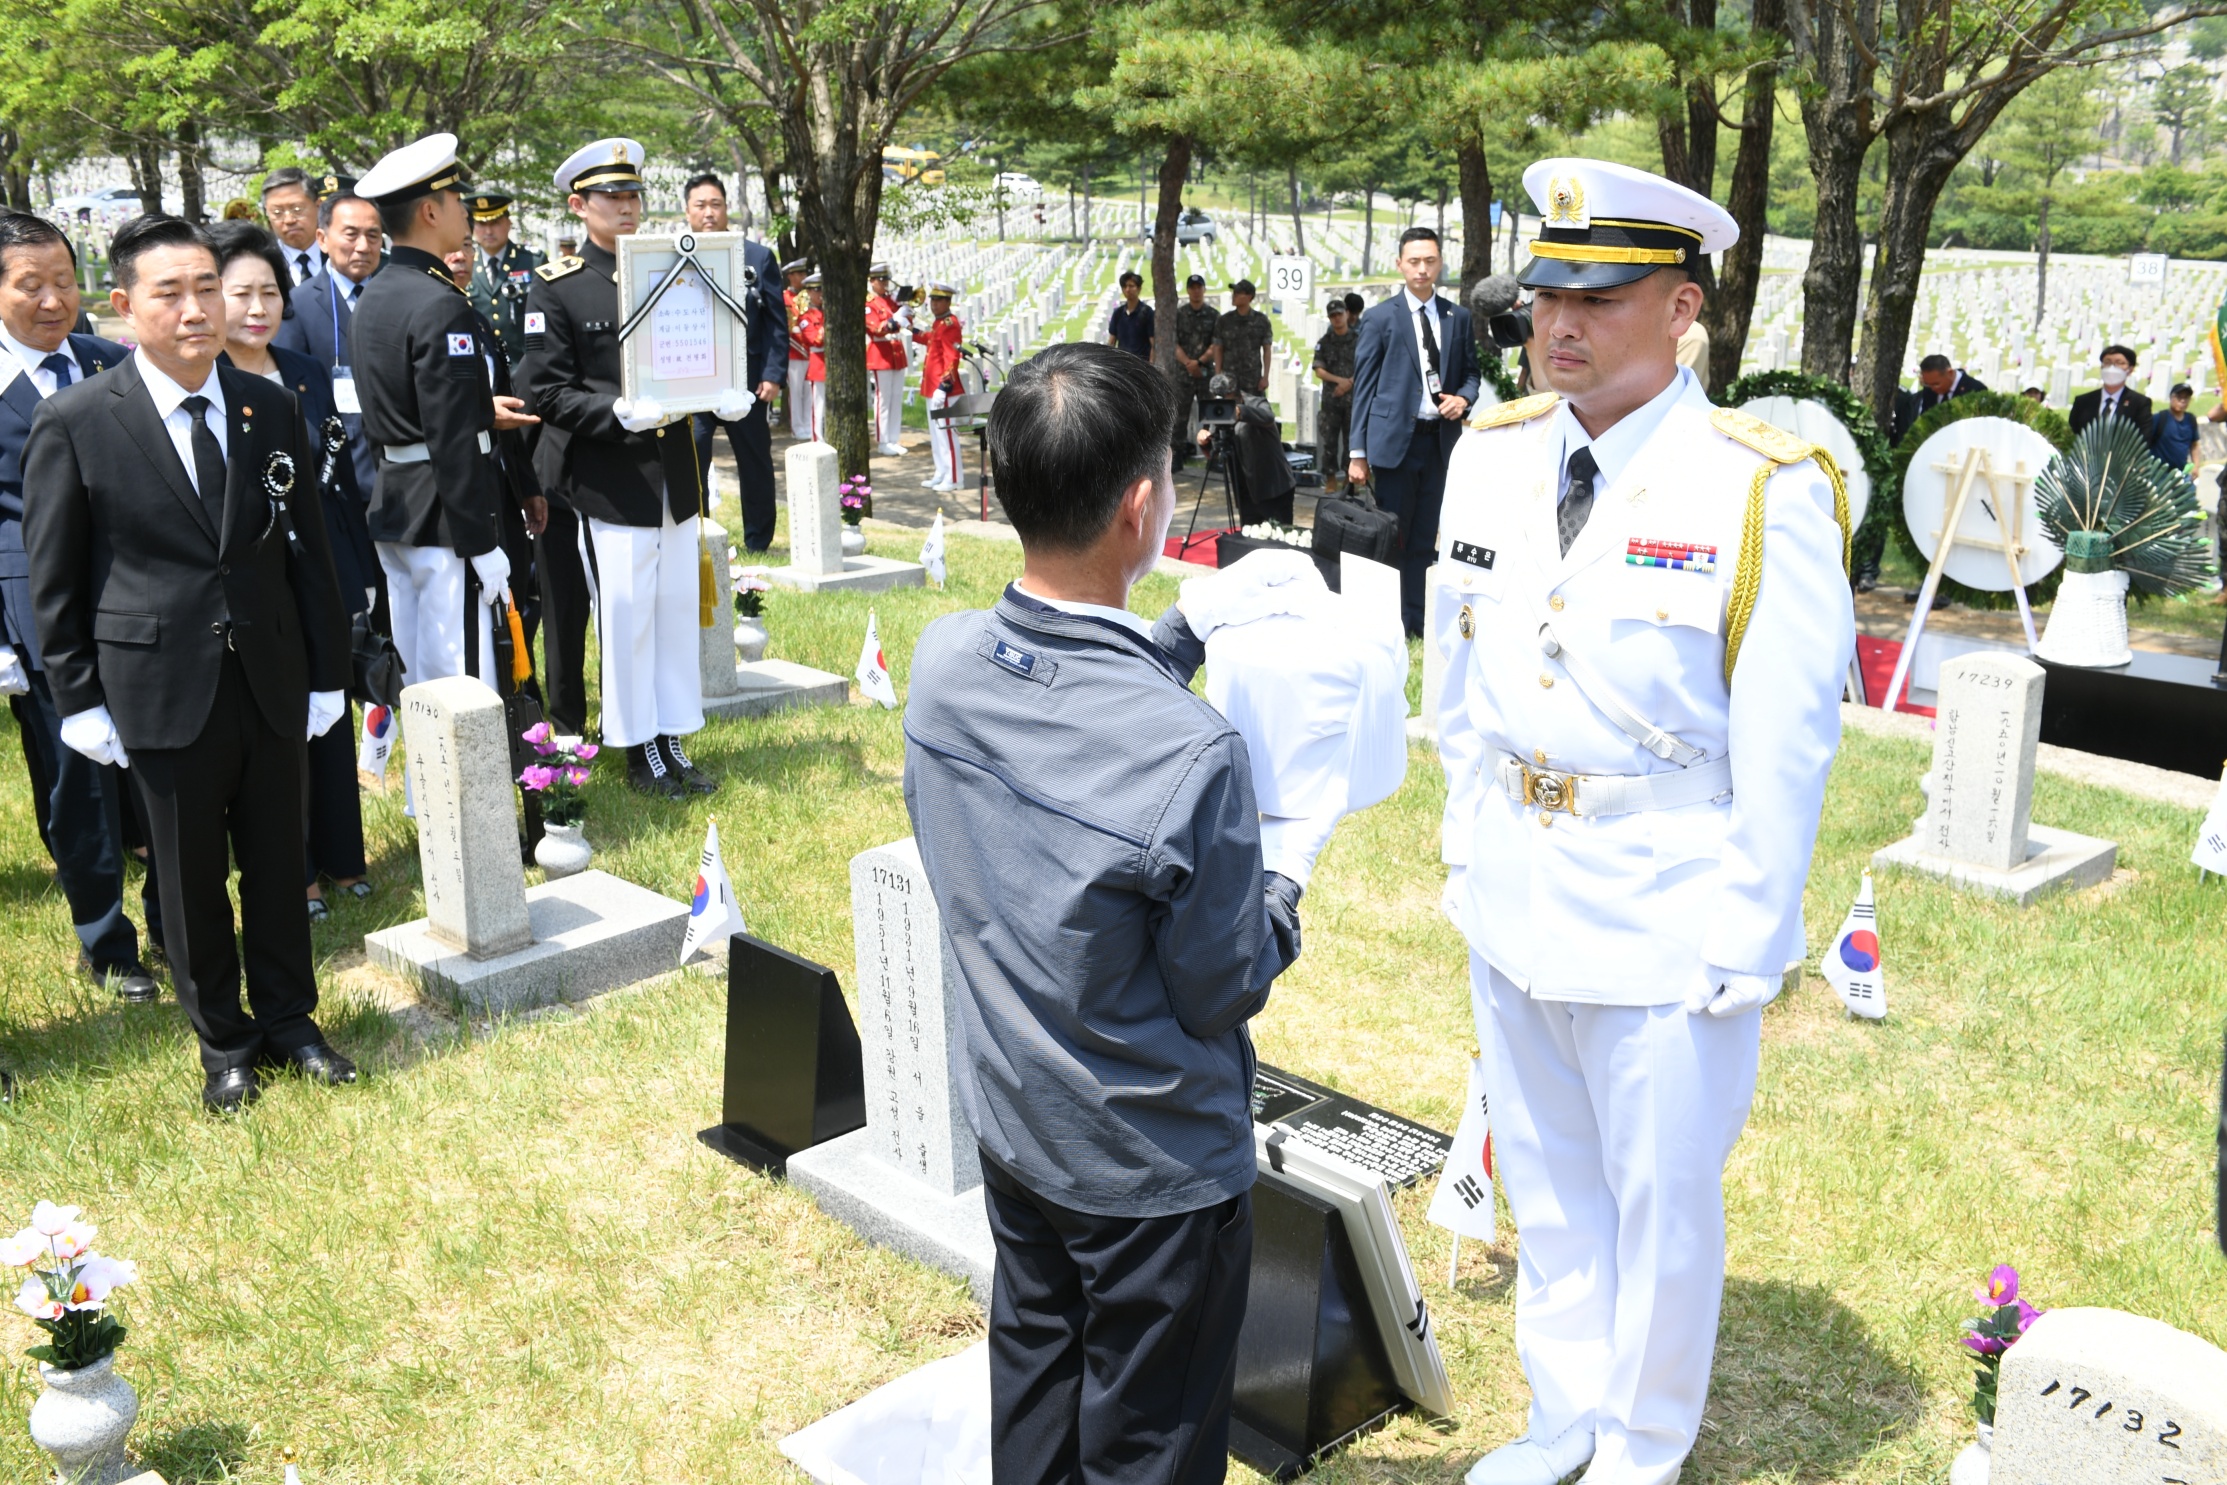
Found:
[849,838,974,1197]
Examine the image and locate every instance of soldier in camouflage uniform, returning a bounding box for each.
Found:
[466,192,545,372]
[1210,278,1274,395]
[1311,296,1358,493]
[1171,272,1220,455]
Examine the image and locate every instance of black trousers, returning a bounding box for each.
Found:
[302,697,366,884]
[131,653,321,1075]
[693,404,778,553]
[980,1153,1252,1485]
[10,666,157,969]
[1372,419,1456,635]
[534,503,592,735]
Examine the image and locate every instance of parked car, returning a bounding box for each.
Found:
[994,172,1042,199]
[1176,208,1216,245]
[49,184,182,219]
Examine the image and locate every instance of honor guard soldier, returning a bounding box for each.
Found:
[913,283,964,491]
[1435,159,1854,1485]
[781,259,811,440]
[351,134,536,691]
[865,262,909,455]
[466,192,544,372]
[526,138,749,798]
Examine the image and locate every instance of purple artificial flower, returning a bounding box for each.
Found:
[1961,1331,2008,1358]
[562,766,590,788]
[574,743,599,761]
[2015,1299,2041,1332]
[519,765,556,791]
[521,721,551,746]
[1980,1265,2019,1306]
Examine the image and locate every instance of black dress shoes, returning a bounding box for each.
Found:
[660,735,717,795]
[81,956,160,1004]
[202,1066,260,1113]
[627,739,685,799]
[272,1041,358,1086]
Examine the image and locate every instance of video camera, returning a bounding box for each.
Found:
[1197,397,1239,428]
[1470,273,1532,350]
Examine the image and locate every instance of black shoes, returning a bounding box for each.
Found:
[661,735,717,795]
[202,1066,259,1113]
[82,955,160,1004]
[272,1041,358,1086]
[627,739,684,798]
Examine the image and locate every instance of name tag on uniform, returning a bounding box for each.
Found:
[447,333,475,357]
[991,640,1037,677]
[583,320,612,333]
[1450,540,1496,571]
[331,373,360,414]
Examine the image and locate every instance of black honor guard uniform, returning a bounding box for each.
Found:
[465,192,546,371]
[525,137,711,798]
[350,132,510,688]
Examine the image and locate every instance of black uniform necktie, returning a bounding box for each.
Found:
[296,251,311,282]
[1418,304,1442,385]
[1558,446,1599,558]
[180,394,227,529]
[39,353,72,389]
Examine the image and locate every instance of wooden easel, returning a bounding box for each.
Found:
[1879,444,2040,712]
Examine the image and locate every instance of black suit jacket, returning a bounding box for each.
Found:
[22,357,352,751]
[0,332,125,668]
[740,238,788,387]
[272,266,379,501]
[2068,386,2155,439]
[1348,292,1480,470]
[223,345,379,613]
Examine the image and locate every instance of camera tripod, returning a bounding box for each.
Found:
[1176,416,1243,561]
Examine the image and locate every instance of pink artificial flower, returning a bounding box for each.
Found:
[2015,1299,2040,1332]
[13,1276,61,1321]
[1979,1265,2019,1306]
[1961,1330,2007,1358]
[64,1254,136,1309]
[29,1202,80,1238]
[573,744,599,761]
[520,721,552,747]
[562,767,590,788]
[48,1223,96,1262]
[519,765,556,791]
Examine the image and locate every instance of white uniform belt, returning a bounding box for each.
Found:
[1495,754,1732,818]
[383,431,492,462]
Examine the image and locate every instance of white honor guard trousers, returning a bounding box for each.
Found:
[926,386,964,488]
[787,360,812,441]
[1471,954,1760,1485]
[874,367,905,444]
[376,542,495,690]
[581,505,705,749]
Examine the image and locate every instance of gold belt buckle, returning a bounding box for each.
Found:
[1521,764,1579,815]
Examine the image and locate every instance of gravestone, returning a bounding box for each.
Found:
[1992,1307,2227,1485]
[698,520,847,720]
[782,837,995,1300]
[766,442,929,595]
[365,678,691,1008]
[1872,654,2116,905]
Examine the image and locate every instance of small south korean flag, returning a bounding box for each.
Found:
[1426,1052,1496,1276]
[1818,871,1886,1019]
[356,702,396,787]
[856,609,898,708]
[446,332,475,357]
[919,508,947,586]
[679,819,742,963]
[2193,763,2227,879]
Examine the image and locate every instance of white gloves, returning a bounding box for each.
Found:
[1178,549,1329,640]
[1259,811,1340,890]
[307,689,346,740]
[469,547,511,605]
[1684,966,1781,1018]
[713,387,757,422]
[613,396,670,433]
[59,705,127,768]
[0,645,26,698]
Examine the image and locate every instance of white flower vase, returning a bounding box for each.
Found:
[734,616,768,663]
[534,821,592,880]
[841,524,867,556]
[1949,1421,1992,1485]
[30,1355,139,1485]
[2033,533,2132,668]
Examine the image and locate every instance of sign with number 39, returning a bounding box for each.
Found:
[1268,254,1313,308]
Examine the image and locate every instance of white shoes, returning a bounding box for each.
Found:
[876,441,906,457]
[921,474,943,488]
[1465,1422,1595,1485]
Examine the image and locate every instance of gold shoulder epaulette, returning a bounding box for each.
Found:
[1469,392,1559,430]
[1710,406,1813,464]
[535,255,585,281]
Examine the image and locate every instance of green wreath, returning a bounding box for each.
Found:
[1478,345,1520,403]
[1884,391,2072,610]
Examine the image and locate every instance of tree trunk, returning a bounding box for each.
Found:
[1082,163,1092,245]
[1703,0,1782,394]
[1456,138,1493,301]
[1,128,28,211]
[1287,163,1305,255]
[1150,134,1194,382]
[2034,193,2051,328]
[1362,188,1374,277]
[1068,182,1076,239]
[1507,201,1519,273]
[1434,179,1446,240]
[177,119,205,223]
[1855,128,1961,421]
[789,112,886,489]
[1790,0,1877,384]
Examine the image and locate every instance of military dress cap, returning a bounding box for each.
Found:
[1186,272,1205,288]
[355,133,468,204]
[803,271,823,287]
[1519,157,1739,291]
[869,261,893,278]
[1229,278,1257,295]
[782,258,809,275]
[315,171,358,200]
[928,282,955,298]
[553,138,647,196]
[464,191,513,222]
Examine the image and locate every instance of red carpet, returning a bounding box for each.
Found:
[1164,529,1232,566]
[1854,634,1937,717]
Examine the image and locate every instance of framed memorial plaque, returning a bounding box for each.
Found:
[614,230,754,416]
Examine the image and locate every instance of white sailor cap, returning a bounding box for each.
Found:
[1519,158,1738,291]
[355,133,468,205]
[554,138,647,197]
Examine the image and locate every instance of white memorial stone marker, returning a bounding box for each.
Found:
[1992,1307,2227,1485]
[700,520,740,701]
[849,838,975,1197]
[785,442,843,579]
[400,676,533,958]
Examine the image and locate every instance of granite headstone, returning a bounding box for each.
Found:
[399,676,533,958]
[1992,1306,2227,1485]
[1923,652,2044,871]
[785,441,843,580]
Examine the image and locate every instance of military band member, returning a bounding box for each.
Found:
[866,263,909,456]
[782,258,810,441]
[913,284,964,492]
[351,134,540,693]
[1312,296,1358,493]
[1436,159,1854,1485]
[466,192,544,372]
[527,138,747,799]
[797,272,827,442]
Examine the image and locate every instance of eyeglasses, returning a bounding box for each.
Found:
[266,202,313,220]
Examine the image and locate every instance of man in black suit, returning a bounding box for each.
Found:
[24,214,356,1112]
[679,173,788,555]
[2068,344,2154,439]
[1347,227,1480,634]
[273,191,384,510]
[0,212,162,1004]
[1898,353,1988,441]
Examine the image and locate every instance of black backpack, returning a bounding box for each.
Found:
[1310,483,1401,590]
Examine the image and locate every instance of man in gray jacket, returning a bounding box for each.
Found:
[904,342,1304,1485]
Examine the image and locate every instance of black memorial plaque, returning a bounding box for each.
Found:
[2036,651,2227,779]
[1252,1063,1452,1189]
[697,934,866,1174]
[1230,1166,1408,1480]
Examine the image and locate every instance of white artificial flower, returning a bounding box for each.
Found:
[13,1275,62,1321]
[63,1254,136,1310]
[29,1202,80,1237]
[0,1228,47,1268]
[49,1223,97,1262]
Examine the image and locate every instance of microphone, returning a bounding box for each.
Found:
[1468,273,1521,320]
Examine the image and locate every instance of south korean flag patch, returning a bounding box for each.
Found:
[522,311,546,352]
[446,332,475,357]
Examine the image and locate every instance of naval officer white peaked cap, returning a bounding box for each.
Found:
[354,132,468,204]
[553,138,648,197]
[1519,157,1739,291]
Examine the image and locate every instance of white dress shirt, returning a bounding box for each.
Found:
[1014,581,1154,640]
[135,350,227,497]
[1405,287,1445,417]
[0,326,83,398]
[328,264,370,307]
[285,241,325,287]
[1554,366,1697,499]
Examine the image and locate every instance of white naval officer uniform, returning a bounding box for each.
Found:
[1435,369,1853,1484]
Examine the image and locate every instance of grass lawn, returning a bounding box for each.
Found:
[1,525,2223,1483]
